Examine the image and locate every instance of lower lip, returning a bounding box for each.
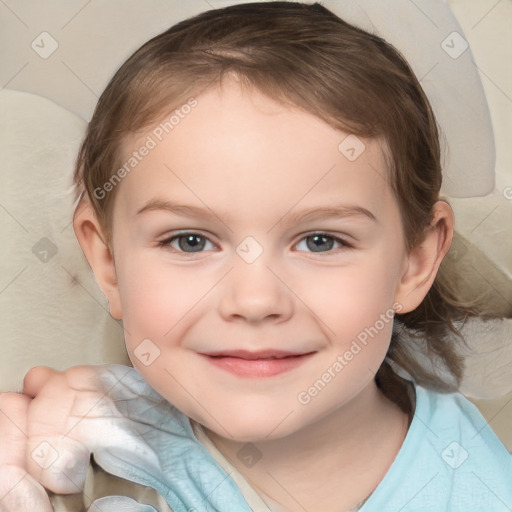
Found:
[203,353,314,378]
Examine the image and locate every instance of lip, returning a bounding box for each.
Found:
[200,350,315,377]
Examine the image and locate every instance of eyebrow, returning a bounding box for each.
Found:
[136,199,377,225]
[278,205,377,225]
[137,199,215,218]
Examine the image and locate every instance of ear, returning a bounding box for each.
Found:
[73,197,123,320]
[394,200,454,313]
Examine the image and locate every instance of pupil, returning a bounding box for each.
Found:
[308,235,333,252]
[179,235,205,252]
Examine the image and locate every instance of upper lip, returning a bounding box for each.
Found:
[200,350,313,360]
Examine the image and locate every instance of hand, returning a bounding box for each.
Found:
[2,364,244,512]
[0,365,128,510]
[0,363,171,512]
[0,381,52,512]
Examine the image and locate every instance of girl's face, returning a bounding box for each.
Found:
[108,79,413,441]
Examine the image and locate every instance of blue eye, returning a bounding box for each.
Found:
[160,232,349,254]
[295,233,349,253]
[162,233,215,253]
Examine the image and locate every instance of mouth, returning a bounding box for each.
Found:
[199,349,316,377]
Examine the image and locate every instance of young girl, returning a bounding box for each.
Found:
[1,2,511,511]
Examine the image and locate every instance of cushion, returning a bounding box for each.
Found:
[0,89,128,393]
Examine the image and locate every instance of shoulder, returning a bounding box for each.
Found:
[362,383,512,511]
[416,385,510,463]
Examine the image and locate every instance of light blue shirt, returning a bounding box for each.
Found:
[360,385,512,511]
[88,365,512,511]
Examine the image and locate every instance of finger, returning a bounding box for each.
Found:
[0,395,53,509]
[22,367,58,399]
[0,393,30,468]
[21,367,109,493]
[26,436,90,494]
[0,465,52,512]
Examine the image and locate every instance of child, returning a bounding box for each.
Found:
[1,2,511,510]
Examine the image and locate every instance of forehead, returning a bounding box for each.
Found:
[115,80,396,226]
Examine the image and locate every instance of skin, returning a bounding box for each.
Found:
[0,78,453,511]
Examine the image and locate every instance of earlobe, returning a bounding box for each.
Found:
[394,201,454,313]
[73,198,123,320]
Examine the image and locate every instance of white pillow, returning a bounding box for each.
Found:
[0,89,128,393]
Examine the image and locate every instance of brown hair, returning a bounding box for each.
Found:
[76,2,477,404]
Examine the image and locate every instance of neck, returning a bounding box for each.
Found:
[205,381,410,512]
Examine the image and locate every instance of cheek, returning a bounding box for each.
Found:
[292,264,397,414]
[299,255,400,335]
[117,249,226,356]
[114,250,215,345]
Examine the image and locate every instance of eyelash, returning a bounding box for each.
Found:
[158,231,353,254]
[295,232,352,253]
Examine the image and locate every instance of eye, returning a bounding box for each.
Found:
[295,233,350,253]
[161,233,215,253]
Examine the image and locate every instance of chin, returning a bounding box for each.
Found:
[203,405,303,443]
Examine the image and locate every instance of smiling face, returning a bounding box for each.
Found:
[87,79,421,441]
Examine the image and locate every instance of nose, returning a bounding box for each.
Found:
[218,257,294,324]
